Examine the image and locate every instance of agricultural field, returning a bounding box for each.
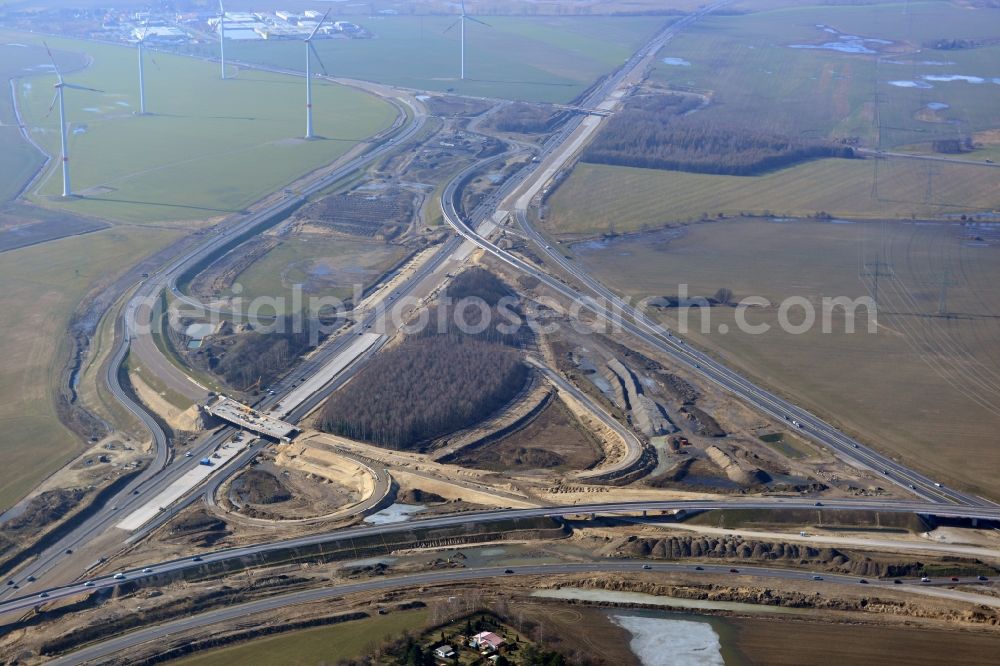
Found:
[0,225,181,510]
[223,15,664,103]
[572,217,1000,498]
[0,42,88,204]
[729,616,1000,665]
[545,159,1000,238]
[174,608,429,666]
[230,235,410,310]
[6,31,396,224]
[651,1,1000,151]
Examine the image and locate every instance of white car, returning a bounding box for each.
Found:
[113,573,126,580]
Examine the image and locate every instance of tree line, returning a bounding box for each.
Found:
[317,335,528,451]
[207,317,315,390]
[489,102,563,134]
[583,95,855,175]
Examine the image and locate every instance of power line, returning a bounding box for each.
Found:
[937,270,958,317]
[862,256,893,308]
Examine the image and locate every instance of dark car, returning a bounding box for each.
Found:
[893,579,903,584]
[694,566,704,571]
[951,577,960,582]
[729,568,740,573]
[504,569,514,574]
[65,549,73,555]
[26,576,35,582]
[859,579,868,584]
[192,556,203,562]
[978,575,989,581]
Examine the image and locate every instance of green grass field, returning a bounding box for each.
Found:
[0,225,182,510]
[573,218,1000,498]
[175,609,429,666]
[223,15,664,103]
[651,1,1000,150]
[5,32,396,224]
[546,159,1000,237]
[231,235,410,310]
[0,43,89,204]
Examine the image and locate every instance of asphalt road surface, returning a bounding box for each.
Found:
[4,496,999,618]
[48,559,997,665]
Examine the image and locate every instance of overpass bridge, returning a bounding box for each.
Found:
[204,396,298,442]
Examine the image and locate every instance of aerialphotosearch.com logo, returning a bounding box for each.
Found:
[127,282,878,342]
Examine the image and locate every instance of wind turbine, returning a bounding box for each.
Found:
[217,0,227,80]
[44,43,104,198]
[444,1,490,80]
[136,15,150,114]
[304,9,331,140]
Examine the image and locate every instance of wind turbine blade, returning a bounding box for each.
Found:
[62,83,105,93]
[443,18,461,33]
[140,13,151,41]
[309,41,328,75]
[307,8,331,40]
[43,41,63,82]
[218,0,225,16]
[467,16,491,27]
[461,0,467,15]
[46,91,59,118]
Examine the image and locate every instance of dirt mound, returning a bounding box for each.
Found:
[502,447,566,468]
[706,445,768,486]
[616,534,1000,578]
[231,469,291,505]
[660,373,700,404]
[170,509,227,536]
[1,488,86,533]
[398,488,446,504]
[681,406,726,437]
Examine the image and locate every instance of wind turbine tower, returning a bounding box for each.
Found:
[304,9,331,139]
[136,17,150,113]
[218,1,227,80]
[44,43,104,197]
[445,1,490,80]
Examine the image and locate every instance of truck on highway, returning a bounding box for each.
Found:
[199,458,213,466]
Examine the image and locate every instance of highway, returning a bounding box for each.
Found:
[0,81,433,597]
[48,558,998,665]
[3,4,734,597]
[432,1,989,509]
[5,495,1000,620]
[7,0,995,640]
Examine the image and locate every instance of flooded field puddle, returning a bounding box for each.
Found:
[363,503,426,524]
[612,614,724,666]
[890,74,996,89]
[923,74,986,84]
[888,80,933,89]
[789,24,892,55]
